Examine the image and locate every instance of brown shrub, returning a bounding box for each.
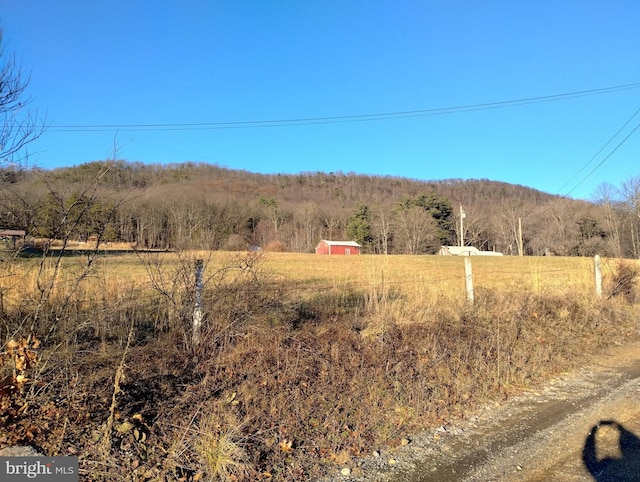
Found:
[264,241,287,252]
[607,260,639,302]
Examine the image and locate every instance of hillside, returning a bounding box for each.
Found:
[0,160,636,257]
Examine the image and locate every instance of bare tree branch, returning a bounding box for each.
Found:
[0,31,45,164]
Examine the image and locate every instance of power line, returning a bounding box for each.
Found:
[558,106,640,194]
[42,82,640,132]
[563,110,640,197]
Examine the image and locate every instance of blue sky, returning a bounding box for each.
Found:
[1,1,639,200]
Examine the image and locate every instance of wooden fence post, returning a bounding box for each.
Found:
[465,256,474,304]
[594,255,603,299]
[193,259,204,345]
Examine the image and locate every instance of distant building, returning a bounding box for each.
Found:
[0,229,26,238]
[0,229,26,250]
[315,240,361,255]
[438,246,503,256]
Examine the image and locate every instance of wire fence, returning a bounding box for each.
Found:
[264,254,631,304]
[2,253,635,318]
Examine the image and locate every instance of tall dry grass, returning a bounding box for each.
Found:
[0,252,638,480]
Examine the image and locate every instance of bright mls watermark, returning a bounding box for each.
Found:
[1,457,78,481]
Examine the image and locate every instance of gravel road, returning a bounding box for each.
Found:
[326,341,640,482]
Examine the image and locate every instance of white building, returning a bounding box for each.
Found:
[438,246,503,256]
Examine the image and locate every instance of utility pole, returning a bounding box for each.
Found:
[460,204,465,247]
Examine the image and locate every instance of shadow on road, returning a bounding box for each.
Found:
[583,420,640,481]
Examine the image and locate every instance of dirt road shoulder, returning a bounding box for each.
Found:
[328,341,640,482]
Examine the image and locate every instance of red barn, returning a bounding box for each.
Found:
[315,240,361,255]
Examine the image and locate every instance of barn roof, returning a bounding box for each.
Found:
[318,240,361,247]
[0,229,26,237]
[439,246,503,256]
[440,246,480,255]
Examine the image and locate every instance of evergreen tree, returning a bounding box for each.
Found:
[396,193,455,247]
[346,204,372,248]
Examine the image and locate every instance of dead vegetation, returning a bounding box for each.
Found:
[606,259,640,302]
[0,252,638,480]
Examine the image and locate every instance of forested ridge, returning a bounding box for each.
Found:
[1,159,639,257]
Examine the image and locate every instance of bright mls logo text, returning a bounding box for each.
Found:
[2,457,77,481]
[6,460,53,478]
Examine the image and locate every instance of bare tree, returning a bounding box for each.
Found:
[528,200,577,256]
[621,176,640,258]
[292,202,323,252]
[259,197,286,242]
[321,213,344,241]
[452,204,492,250]
[494,200,532,255]
[0,31,45,165]
[593,182,623,258]
[370,204,394,255]
[394,205,438,254]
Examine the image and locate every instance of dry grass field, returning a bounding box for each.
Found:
[2,250,611,305]
[1,251,638,480]
[263,251,605,296]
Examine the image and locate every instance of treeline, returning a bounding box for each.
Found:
[1,160,639,257]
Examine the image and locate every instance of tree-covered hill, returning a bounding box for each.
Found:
[1,160,638,257]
